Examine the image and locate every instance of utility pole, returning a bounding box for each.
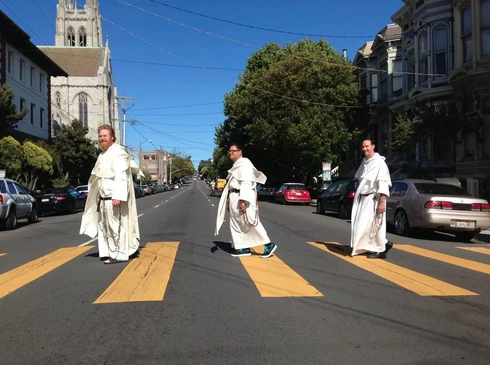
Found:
[117,96,135,146]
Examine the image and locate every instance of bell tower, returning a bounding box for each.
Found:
[55,0,103,47]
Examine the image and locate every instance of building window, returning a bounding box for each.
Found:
[461,6,473,63]
[482,0,490,56]
[419,32,429,83]
[79,27,87,47]
[392,59,403,95]
[433,27,448,77]
[39,73,45,93]
[19,59,25,81]
[20,98,25,118]
[55,92,61,108]
[7,51,13,73]
[67,27,76,46]
[78,93,88,126]
[40,108,44,128]
[360,74,367,104]
[379,62,388,97]
[30,67,35,87]
[30,104,35,125]
[407,50,415,91]
[144,155,150,160]
[370,73,378,103]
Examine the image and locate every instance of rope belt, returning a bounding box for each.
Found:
[97,196,112,212]
[229,189,240,194]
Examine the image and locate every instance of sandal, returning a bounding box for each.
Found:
[104,258,127,264]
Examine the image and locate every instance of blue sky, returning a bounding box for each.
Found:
[1,0,403,167]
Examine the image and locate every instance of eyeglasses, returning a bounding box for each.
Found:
[228,150,240,153]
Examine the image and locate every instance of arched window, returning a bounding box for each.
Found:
[67,27,76,46]
[78,93,88,126]
[79,27,87,47]
[55,92,61,108]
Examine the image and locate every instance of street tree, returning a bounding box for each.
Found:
[392,96,483,176]
[0,84,28,137]
[169,152,195,182]
[0,136,24,179]
[52,120,98,186]
[140,167,152,185]
[22,141,53,190]
[215,39,360,184]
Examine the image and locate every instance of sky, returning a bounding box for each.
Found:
[1,0,403,168]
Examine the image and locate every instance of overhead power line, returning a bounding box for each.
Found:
[146,0,373,39]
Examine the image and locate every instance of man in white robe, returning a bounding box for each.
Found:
[215,143,277,258]
[80,125,142,264]
[350,139,393,259]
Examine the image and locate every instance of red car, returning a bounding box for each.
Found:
[274,183,311,205]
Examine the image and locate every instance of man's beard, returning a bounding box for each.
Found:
[99,141,109,151]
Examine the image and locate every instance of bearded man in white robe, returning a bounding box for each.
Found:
[351,139,393,259]
[215,143,277,258]
[80,125,142,264]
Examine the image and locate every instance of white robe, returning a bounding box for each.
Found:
[215,157,271,249]
[80,144,143,261]
[350,153,392,256]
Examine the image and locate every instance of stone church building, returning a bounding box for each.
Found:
[39,0,119,141]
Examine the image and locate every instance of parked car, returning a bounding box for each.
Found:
[257,185,278,200]
[316,179,358,219]
[0,178,38,230]
[75,185,89,196]
[34,188,87,215]
[386,180,490,241]
[274,183,311,205]
[140,185,151,196]
[134,185,144,199]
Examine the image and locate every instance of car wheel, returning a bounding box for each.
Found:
[316,202,323,214]
[339,203,349,219]
[454,232,475,242]
[394,210,410,236]
[5,209,17,230]
[282,196,287,205]
[70,201,77,214]
[28,206,38,223]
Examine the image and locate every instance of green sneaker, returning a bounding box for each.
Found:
[231,248,252,257]
[261,242,277,258]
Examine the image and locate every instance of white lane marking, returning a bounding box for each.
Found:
[138,213,144,218]
[78,237,97,247]
[154,205,160,208]
[165,200,168,203]
[211,204,215,207]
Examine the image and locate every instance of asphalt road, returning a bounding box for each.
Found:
[1,179,490,365]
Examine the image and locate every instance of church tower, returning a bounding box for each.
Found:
[55,0,103,47]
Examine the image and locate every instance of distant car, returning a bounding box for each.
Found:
[274,183,311,205]
[34,188,87,216]
[386,180,490,241]
[0,178,38,230]
[257,185,278,200]
[316,179,358,219]
[75,185,89,196]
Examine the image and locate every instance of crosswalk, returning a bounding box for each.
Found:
[1,243,490,303]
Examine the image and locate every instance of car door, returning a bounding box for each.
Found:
[386,182,409,222]
[322,182,339,211]
[332,181,348,212]
[68,188,84,210]
[275,185,285,202]
[13,182,32,218]
[6,180,26,217]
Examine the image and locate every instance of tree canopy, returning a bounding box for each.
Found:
[0,84,28,137]
[22,141,53,190]
[214,39,361,184]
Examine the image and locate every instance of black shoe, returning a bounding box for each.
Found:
[367,251,387,259]
[386,241,394,252]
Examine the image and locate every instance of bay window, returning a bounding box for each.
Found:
[461,6,473,63]
[419,32,429,83]
[434,27,448,76]
[482,0,490,56]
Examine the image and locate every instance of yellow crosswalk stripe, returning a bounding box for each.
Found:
[0,246,93,300]
[396,245,490,275]
[457,247,490,256]
[307,242,477,296]
[239,251,323,298]
[0,253,6,257]
[94,241,179,304]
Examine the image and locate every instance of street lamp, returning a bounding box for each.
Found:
[139,139,152,186]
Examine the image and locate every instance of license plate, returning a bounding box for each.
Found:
[451,220,471,228]
[42,199,49,202]
[295,193,302,196]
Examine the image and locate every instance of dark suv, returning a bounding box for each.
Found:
[316,179,358,219]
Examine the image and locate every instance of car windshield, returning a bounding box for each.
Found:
[287,184,306,190]
[415,183,471,196]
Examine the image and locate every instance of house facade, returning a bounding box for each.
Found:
[0,11,67,141]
